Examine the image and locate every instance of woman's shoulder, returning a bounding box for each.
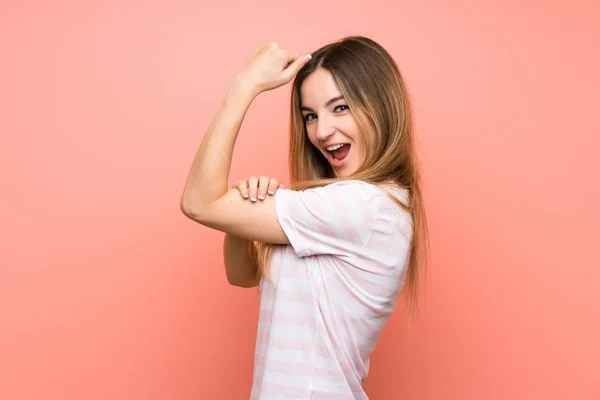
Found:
[322,179,409,205]
[321,179,388,194]
[297,179,380,199]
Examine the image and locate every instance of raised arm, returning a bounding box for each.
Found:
[180,43,311,243]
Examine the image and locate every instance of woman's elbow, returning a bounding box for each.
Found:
[180,196,205,221]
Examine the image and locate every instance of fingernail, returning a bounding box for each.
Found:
[258,195,265,200]
[243,194,248,198]
[268,191,275,195]
[250,197,256,202]
[305,54,312,60]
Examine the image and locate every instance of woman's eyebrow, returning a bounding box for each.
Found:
[300,95,345,112]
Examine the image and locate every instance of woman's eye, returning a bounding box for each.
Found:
[334,105,349,112]
[304,113,317,121]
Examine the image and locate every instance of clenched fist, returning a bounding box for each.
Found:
[235,43,312,96]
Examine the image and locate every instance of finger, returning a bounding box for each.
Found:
[234,179,249,199]
[258,176,270,200]
[286,51,300,65]
[248,176,259,202]
[281,53,312,81]
[267,178,279,195]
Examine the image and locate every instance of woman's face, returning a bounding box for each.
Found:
[300,68,369,177]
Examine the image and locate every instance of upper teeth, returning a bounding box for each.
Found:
[327,144,345,151]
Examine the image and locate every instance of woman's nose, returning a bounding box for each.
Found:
[316,117,335,140]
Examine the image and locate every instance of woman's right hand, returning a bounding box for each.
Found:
[234,43,312,96]
[232,176,284,202]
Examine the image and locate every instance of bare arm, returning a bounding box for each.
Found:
[180,44,310,242]
[221,177,284,288]
[223,234,259,288]
[179,81,290,244]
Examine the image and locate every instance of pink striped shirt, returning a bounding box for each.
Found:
[251,180,412,399]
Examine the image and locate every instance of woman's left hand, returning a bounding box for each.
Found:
[235,43,312,96]
[233,176,284,202]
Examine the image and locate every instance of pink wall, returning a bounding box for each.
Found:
[1,0,599,398]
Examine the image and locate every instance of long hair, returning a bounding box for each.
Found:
[250,35,429,320]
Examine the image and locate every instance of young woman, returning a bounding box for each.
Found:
[180,36,428,399]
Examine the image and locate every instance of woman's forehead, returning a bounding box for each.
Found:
[300,69,343,109]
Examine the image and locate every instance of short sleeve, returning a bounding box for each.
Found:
[274,180,382,258]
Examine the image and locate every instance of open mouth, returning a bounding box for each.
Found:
[325,143,351,166]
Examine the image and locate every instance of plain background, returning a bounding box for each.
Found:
[1,0,599,399]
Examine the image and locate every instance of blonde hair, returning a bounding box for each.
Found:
[250,36,429,320]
